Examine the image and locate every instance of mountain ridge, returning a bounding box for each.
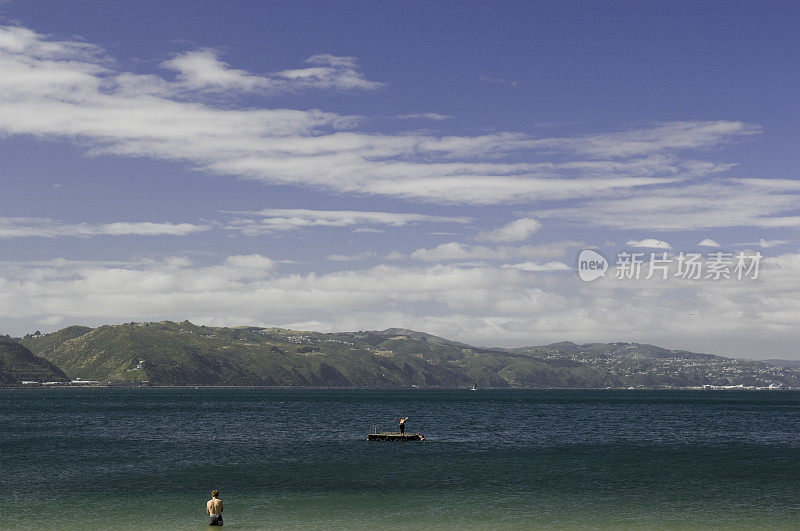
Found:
[10,321,800,388]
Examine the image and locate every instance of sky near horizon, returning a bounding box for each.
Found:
[0,1,799,358]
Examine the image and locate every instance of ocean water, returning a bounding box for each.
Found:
[1,388,799,530]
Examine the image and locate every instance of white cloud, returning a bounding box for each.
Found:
[385,251,406,260]
[503,261,571,271]
[284,54,384,91]
[552,120,760,158]
[0,24,755,205]
[476,217,541,242]
[0,217,209,238]
[100,222,208,236]
[222,254,275,270]
[162,50,266,92]
[410,241,580,262]
[161,49,383,93]
[223,208,471,235]
[395,113,450,121]
[729,239,795,249]
[758,239,793,248]
[3,251,800,358]
[538,179,800,230]
[626,239,672,249]
[360,175,682,205]
[698,239,720,247]
[732,178,800,191]
[326,251,377,262]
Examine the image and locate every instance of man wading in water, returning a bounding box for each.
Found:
[207,489,224,526]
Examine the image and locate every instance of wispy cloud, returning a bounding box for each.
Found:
[0,24,752,205]
[626,239,672,249]
[552,121,760,158]
[479,74,519,87]
[161,50,384,93]
[502,261,571,271]
[223,208,471,236]
[538,179,800,231]
[395,113,450,121]
[476,218,541,242]
[222,254,276,272]
[326,251,377,262]
[0,217,209,238]
[410,241,580,262]
[734,238,795,249]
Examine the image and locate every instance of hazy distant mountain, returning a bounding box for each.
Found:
[0,336,69,384]
[762,359,800,369]
[14,321,800,388]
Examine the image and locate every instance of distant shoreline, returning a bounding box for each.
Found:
[3,384,798,391]
[10,323,799,390]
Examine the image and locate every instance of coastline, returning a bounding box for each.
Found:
[4,383,798,390]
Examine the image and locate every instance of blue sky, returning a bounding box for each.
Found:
[1,1,799,358]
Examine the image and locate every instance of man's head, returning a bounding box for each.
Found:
[211,490,219,498]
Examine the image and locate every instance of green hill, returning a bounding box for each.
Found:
[20,322,470,387]
[15,321,800,388]
[0,336,69,384]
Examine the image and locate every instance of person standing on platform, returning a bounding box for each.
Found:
[396,416,408,434]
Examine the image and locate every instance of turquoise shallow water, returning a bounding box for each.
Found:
[2,388,800,529]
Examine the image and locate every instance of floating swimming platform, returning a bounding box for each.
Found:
[367,432,425,441]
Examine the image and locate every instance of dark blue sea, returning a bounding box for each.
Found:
[2,388,799,529]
